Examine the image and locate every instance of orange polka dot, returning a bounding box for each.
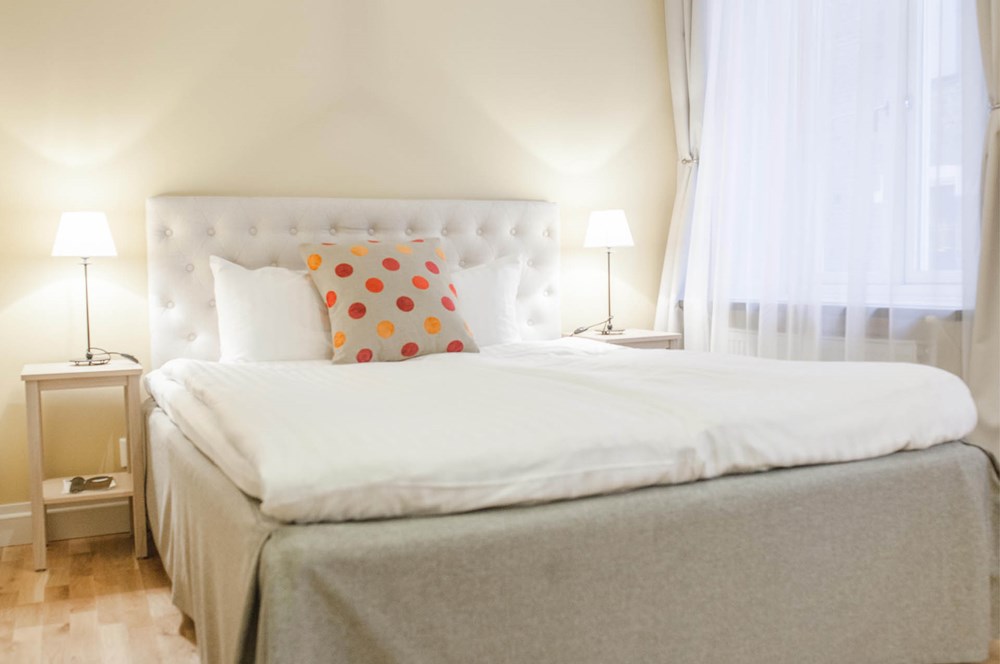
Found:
[449,283,458,297]
[366,277,384,293]
[350,245,369,256]
[435,247,446,260]
[447,340,464,353]
[412,275,429,290]
[307,254,322,270]
[401,342,419,357]
[326,291,337,308]
[377,320,395,338]
[333,331,346,348]
[396,244,413,255]
[424,317,441,334]
[465,322,475,337]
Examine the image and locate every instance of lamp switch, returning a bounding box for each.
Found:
[119,437,128,469]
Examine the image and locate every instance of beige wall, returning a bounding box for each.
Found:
[0,0,676,504]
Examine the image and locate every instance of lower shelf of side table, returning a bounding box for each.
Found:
[41,471,134,506]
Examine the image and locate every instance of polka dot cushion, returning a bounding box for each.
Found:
[300,240,479,364]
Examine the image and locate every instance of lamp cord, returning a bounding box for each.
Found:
[571,316,613,336]
[86,347,140,364]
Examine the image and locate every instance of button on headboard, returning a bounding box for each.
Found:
[146,196,561,367]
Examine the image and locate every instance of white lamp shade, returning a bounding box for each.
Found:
[52,211,117,258]
[584,209,634,248]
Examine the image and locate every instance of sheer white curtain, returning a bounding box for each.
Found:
[679,0,988,382]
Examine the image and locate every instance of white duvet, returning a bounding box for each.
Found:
[144,339,977,522]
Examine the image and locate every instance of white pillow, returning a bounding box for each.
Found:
[210,256,331,362]
[451,255,522,346]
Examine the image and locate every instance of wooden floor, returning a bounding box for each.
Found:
[0,533,197,663]
[1,533,997,663]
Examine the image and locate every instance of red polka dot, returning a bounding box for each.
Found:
[366,278,384,293]
[441,296,455,311]
[368,239,380,243]
[321,242,335,246]
[425,261,440,274]
[325,291,337,308]
[348,302,367,319]
[411,239,425,243]
[382,257,400,271]
[447,340,464,353]
[412,275,429,290]
[449,283,457,297]
[396,296,414,312]
[356,348,373,363]
[335,263,354,278]
[401,342,419,357]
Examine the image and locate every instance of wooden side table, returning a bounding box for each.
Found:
[21,360,147,571]
[572,329,682,350]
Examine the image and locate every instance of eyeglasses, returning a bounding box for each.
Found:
[69,475,113,493]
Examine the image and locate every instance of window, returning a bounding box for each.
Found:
[815,0,987,308]
[696,0,988,312]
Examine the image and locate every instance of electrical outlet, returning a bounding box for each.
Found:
[119,437,128,469]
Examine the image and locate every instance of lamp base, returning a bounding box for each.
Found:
[69,348,111,366]
[599,321,625,336]
[69,357,111,366]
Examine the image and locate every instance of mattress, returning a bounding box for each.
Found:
[146,403,1000,664]
[143,339,977,522]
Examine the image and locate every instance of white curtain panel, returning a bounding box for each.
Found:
[675,0,989,397]
[654,0,704,334]
[968,0,999,452]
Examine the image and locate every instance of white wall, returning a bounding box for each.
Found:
[0,0,676,504]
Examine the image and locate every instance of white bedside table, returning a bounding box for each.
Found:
[572,329,682,350]
[21,360,147,570]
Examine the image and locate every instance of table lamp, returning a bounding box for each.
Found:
[52,211,117,365]
[583,209,634,335]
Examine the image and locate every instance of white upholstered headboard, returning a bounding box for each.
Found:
[146,196,560,367]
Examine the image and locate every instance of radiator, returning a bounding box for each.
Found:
[726,330,919,363]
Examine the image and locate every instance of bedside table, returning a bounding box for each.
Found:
[572,329,682,350]
[21,360,147,570]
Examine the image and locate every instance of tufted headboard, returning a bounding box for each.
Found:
[146,196,561,368]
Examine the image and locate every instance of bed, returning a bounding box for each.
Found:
[143,195,999,664]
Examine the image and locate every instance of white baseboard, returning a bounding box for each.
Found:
[0,500,131,548]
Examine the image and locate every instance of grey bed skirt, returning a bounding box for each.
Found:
[145,405,1000,664]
